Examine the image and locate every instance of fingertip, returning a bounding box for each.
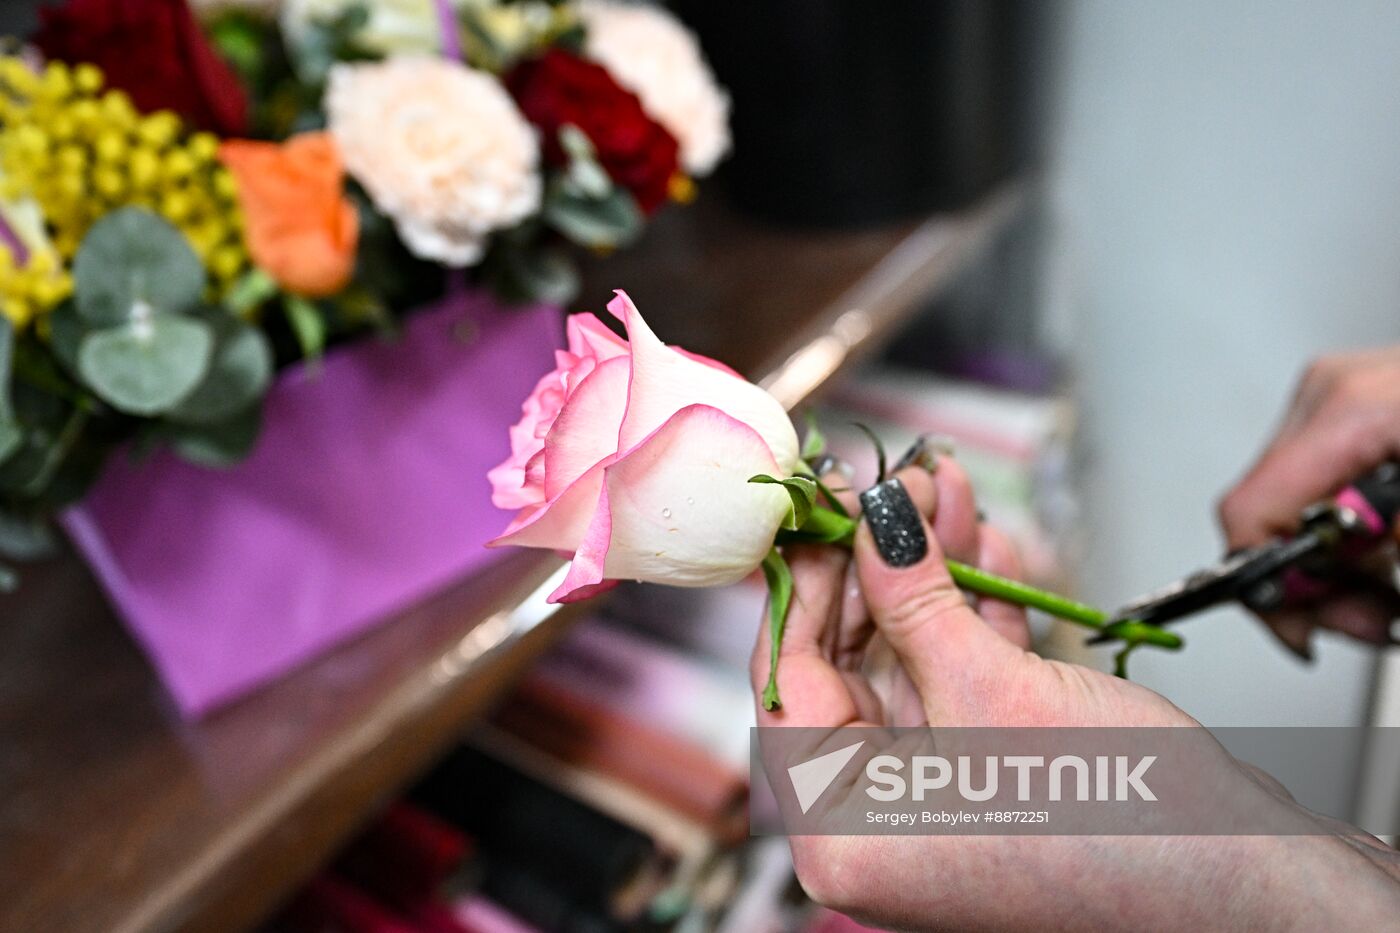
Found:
[978,524,1024,581]
[929,457,979,563]
[1266,610,1316,662]
[891,464,937,515]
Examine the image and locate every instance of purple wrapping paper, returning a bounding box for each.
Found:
[63,289,562,717]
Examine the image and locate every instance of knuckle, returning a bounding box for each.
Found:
[1332,369,1375,408]
[1301,354,1342,394]
[882,579,968,637]
[1216,488,1247,533]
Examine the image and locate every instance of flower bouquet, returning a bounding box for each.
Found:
[0,0,730,585]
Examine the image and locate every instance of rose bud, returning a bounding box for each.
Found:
[488,290,800,603]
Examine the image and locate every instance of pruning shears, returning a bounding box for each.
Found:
[1090,461,1400,643]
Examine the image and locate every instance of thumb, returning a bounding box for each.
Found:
[855,477,1017,713]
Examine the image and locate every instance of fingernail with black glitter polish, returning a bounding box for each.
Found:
[859,478,927,568]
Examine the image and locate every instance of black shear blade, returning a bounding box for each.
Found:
[1108,533,1327,629]
[1108,549,1263,627]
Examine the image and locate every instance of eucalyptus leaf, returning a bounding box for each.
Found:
[0,418,20,464]
[557,125,614,198]
[0,315,12,418]
[0,317,17,464]
[559,123,597,162]
[492,245,580,306]
[566,158,613,200]
[166,408,262,468]
[0,510,56,560]
[168,314,273,425]
[544,187,642,249]
[47,299,85,376]
[72,207,205,326]
[78,316,214,415]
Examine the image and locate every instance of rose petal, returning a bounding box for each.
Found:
[673,346,743,378]
[598,403,791,589]
[551,579,621,603]
[487,460,605,552]
[548,482,614,602]
[607,290,799,473]
[543,355,631,498]
[567,312,629,361]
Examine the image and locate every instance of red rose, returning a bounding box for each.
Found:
[34,0,248,136]
[507,49,678,215]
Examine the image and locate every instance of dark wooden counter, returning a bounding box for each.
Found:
[0,185,1022,933]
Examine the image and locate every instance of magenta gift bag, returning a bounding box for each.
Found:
[62,288,562,717]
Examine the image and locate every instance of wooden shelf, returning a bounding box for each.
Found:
[0,184,1023,933]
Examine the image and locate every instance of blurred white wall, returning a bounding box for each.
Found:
[1045,0,1400,730]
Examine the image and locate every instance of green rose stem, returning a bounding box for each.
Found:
[759,503,1183,710]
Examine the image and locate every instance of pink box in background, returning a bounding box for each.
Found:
[63,289,562,718]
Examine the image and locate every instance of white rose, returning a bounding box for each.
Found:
[578,0,731,177]
[488,291,799,603]
[325,56,541,266]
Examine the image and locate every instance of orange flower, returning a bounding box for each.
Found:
[218,132,358,298]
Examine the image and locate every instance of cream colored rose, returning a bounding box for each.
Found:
[578,0,730,177]
[325,56,541,266]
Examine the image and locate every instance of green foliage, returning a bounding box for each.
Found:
[168,311,273,425]
[46,300,84,376]
[800,412,827,462]
[224,268,280,318]
[161,408,263,469]
[483,232,581,307]
[72,208,205,327]
[0,318,21,464]
[749,473,818,532]
[558,124,611,197]
[0,510,56,561]
[813,476,850,520]
[287,4,374,85]
[852,421,887,482]
[760,547,793,712]
[544,124,643,251]
[544,186,642,250]
[207,11,269,81]
[77,316,214,416]
[282,294,328,363]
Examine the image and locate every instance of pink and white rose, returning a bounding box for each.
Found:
[488,291,800,603]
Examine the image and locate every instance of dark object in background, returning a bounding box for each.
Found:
[414,746,662,932]
[676,0,1027,227]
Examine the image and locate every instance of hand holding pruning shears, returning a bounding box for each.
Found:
[1211,348,1400,658]
[1087,348,1400,659]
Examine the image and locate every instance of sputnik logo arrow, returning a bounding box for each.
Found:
[787,741,865,814]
